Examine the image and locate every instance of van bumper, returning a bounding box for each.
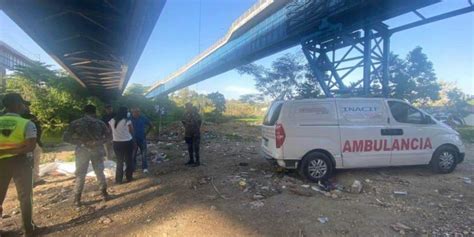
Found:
[260,151,298,169]
[458,152,465,164]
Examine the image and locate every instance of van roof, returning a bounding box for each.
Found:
[275,97,407,104]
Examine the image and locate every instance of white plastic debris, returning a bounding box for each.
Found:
[393,191,408,196]
[350,180,363,193]
[39,160,118,178]
[249,200,265,209]
[318,217,329,224]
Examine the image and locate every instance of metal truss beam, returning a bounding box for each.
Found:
[302,26,391,97]
[301,1,473,98]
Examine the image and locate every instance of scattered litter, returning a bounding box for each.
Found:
[350,180,363,193]
[146,219,152,223]
[98,216,113,225]
[211,177,230,200]
[318,217,329,224]
[462,177,472,184]
[151,153,168,163]
[301,184,310,189]
[198,177,210,185]
[317,180,332,192]
[375,198,389,207]
[261,186,270,191]
[249,200,265,209]
[311,186,323,193]
[239,180,247,188]
[253,194,265,200]
[365,179,372,183]
[289,187,313,197]
[210,205,217,211]
[250,168,257,172]
[393,191,408,196]
[391,222,412,233]
[239,162,249,166]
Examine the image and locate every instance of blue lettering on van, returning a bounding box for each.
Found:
[343,107,377,112]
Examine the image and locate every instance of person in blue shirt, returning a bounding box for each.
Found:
[131,107,155,173]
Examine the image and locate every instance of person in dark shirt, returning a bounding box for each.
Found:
[182,103,202,167]
[131,107,154,173]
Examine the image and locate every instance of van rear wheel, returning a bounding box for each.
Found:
[431,146,458,174]
[299,152,333,182]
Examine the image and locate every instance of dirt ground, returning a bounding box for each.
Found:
[1,122,473,237]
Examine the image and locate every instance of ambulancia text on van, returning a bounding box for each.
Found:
[261,98,465,182]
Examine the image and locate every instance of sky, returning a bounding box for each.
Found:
[1,0,473,99]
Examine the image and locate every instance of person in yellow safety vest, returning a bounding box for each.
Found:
[0,93,38,237]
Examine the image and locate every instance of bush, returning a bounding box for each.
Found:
[457,126,474,143]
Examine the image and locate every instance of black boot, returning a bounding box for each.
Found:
[185,160,195,166]
[74,194,82,207]
[192,157,200,167]
[101,189,110,201]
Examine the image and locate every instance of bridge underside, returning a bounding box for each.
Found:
[147,0,473,98]
[1,0,166,99]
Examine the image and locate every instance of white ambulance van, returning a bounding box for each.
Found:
[261,98,465,182]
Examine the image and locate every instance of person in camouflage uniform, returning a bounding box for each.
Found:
[63,105,110,206]
[182,103,202,167]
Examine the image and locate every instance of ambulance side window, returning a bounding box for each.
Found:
[388,101,424,124]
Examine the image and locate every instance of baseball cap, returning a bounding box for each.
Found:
[2,93,29,107]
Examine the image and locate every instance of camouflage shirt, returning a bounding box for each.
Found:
[63,115,110,148]
[182,110,202,137]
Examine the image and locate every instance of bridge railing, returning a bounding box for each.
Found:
[148,0,274,93]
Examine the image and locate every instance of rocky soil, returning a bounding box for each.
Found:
[1,122,473,237]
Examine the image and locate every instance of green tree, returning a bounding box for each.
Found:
[6,62,102,128]
[207,92,226,114]
[390,47,440,104]
[239,93,264,105]
[237,53,321,100]
[446,88,469,117]
[124,83,150,96]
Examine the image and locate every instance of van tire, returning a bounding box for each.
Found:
[298,152,333,182]
[430,146,458,174]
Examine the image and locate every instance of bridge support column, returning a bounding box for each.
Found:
[302,25,391,97]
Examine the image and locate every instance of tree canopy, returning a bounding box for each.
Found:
[237,53,322,100]
[4,62,103,128]
[390,46,440,104]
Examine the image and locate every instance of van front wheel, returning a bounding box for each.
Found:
[431,146,458,174]
[299,152,333,182]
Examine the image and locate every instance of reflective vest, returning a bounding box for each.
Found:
[0,115,29,159]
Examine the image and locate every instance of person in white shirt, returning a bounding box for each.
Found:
[109,106,134,183]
